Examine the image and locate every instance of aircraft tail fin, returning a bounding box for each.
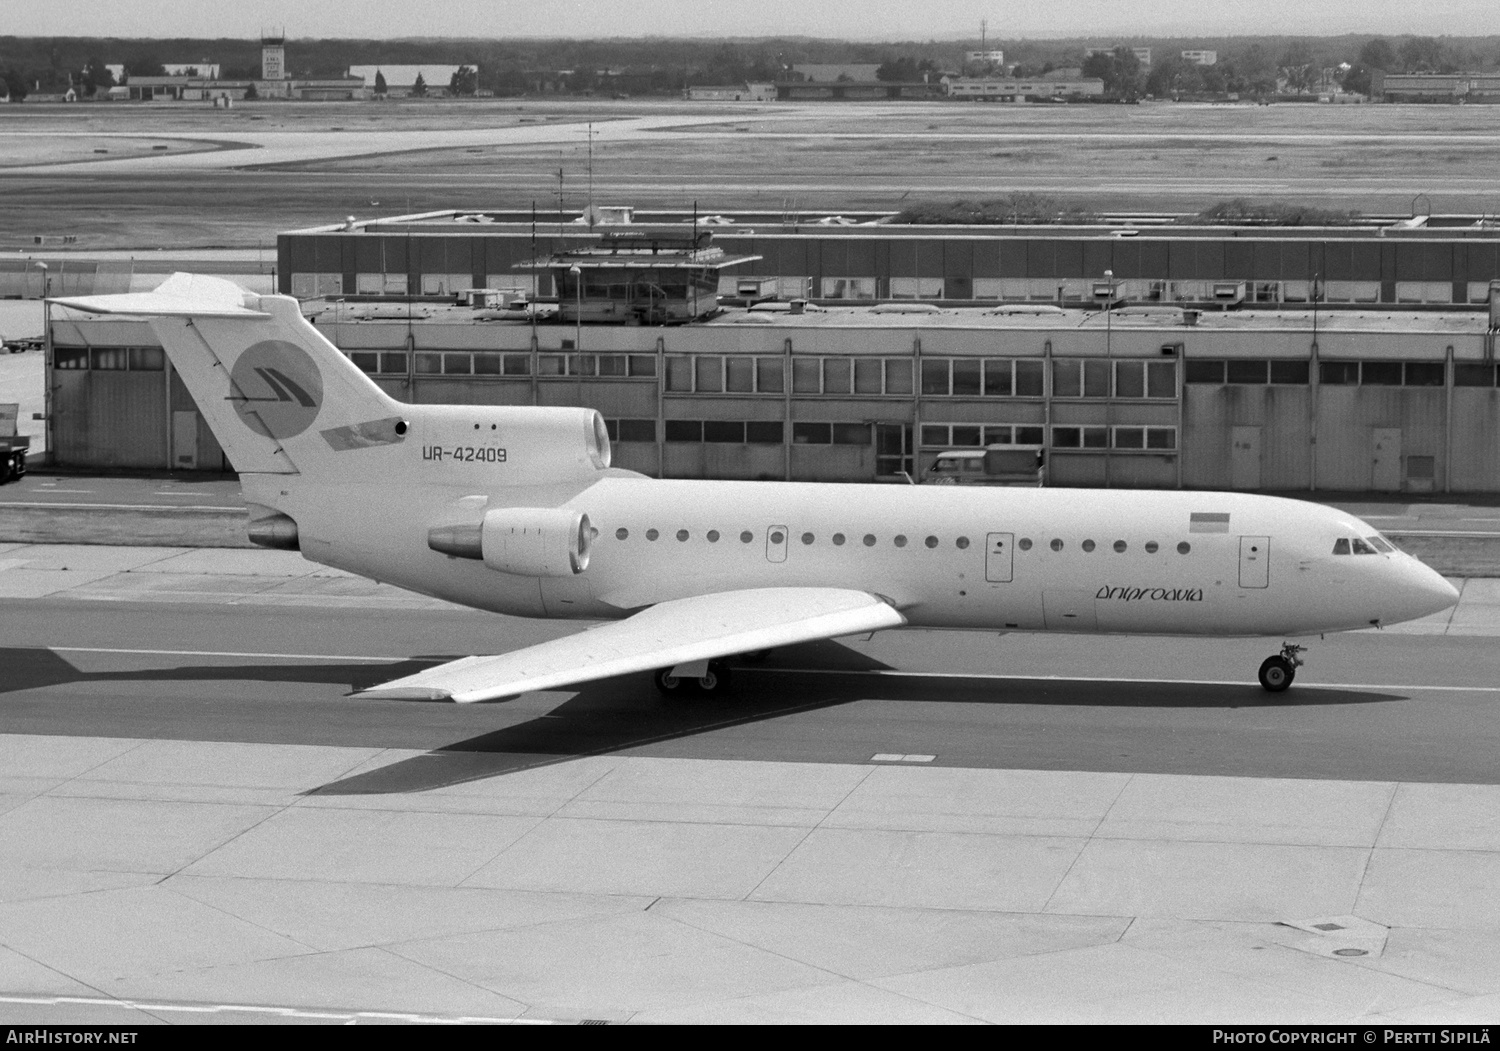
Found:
[52,274,404,477]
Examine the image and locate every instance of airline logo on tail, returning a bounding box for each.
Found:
[228,340,324,439]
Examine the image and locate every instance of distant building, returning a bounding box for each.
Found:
[164,62,221,78]
[965,50,1005,66]
[1085,46,1152,67]
[123,76,190,101]
[1378,72,1500,100]
[686,82,776,101]
[787,64,882,83]
[777,80,943,101]
[347,65,479,97]
[944,76,1104,101]
[1180,50,1217,66]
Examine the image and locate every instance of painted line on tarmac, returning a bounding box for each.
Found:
[747,667,1500,693]
[1385,530,1500,539]
[0,993,556,1025]
[53,645,414,663]
[44,647,1500,693]
[0,500,243,511]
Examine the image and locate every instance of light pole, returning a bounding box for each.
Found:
[31,260,51,467]
[29,259,49,300]
[569,264,583,352]
[1102,268,1114,358]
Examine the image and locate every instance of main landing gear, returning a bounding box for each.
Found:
[654,659,733,698]
[1257,643,1307,693]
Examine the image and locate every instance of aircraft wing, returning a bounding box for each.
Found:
[357,587,906,703]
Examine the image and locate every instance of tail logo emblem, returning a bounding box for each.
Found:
[228,340,324,439]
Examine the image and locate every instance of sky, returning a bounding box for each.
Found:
[12,0,1498,40]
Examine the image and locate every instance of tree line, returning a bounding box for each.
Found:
[2,33,1498,100]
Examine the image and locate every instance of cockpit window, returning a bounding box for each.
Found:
[1367,536,1395,554]
[1351,538,1378,555]
[1333,537,1385,555]
[1332,538,1351,555]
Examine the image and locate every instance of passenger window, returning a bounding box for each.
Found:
[1082,540,1096,552]
[1351,538,1377,555]
[863,534,877,547]
[894,535,908,548]
[677,530,690,542]
[616,528,629,540]
[802,533,815,545]
[1145,541,1159,553]
[740,531,753,543]
[1177,542,1190,554]
[956,537,970,550]
[1113,540,1127,553]
[925,536,939,549]
[1019,538,1033,550]
[833,533,846,546]
[647,529,659,541]
[769,530,784,544]
[1050,539,1063,552]
[1332,539,1351,555]
[707,530,720,543]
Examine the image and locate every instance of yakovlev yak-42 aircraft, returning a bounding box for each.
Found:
[55,275,1459,700]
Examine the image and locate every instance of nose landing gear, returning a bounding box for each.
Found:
[1258,643,1307,693]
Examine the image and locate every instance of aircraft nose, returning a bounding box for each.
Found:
[1396,560,1460,622]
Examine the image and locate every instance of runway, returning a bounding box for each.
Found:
[3,545,1500,1022]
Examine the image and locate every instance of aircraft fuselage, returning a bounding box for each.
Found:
[260,476,1456,640]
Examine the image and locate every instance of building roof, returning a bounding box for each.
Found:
[789,64,882,82]
[347,65,477,87]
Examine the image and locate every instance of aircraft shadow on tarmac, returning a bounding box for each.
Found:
[0,645,1406,797]
[305,640,1409,797]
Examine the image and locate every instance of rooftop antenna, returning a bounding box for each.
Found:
[981,19,987,52]
[586,121,595,230]
[529,200,539,345]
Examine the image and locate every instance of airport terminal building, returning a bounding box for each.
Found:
[39,211,1500,493]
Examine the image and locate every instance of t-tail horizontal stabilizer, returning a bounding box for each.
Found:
[49,273,269,318]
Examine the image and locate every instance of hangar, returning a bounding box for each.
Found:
[44,291,1500,493]
[275,209,1500,309]
[36,211,1500,492]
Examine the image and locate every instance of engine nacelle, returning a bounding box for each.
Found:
[429,506,592,576]
[246,504,299,550]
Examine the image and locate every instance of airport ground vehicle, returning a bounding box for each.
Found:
[923,446,1046,486]
[0,404,29,484]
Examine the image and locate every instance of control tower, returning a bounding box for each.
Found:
[519,230,761,325]
[261,32,286,81]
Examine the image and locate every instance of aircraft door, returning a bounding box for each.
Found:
[766,524,788,563]
[1239,536,1270,588]
[985,532,1013,583]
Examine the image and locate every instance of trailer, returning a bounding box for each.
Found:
[0,404,30,484]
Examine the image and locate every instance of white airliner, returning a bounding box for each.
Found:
[54,275,1459,700]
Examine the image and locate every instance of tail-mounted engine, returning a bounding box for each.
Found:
[429,505,593,577]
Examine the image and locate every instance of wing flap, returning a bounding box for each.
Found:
[358,587,905,703]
